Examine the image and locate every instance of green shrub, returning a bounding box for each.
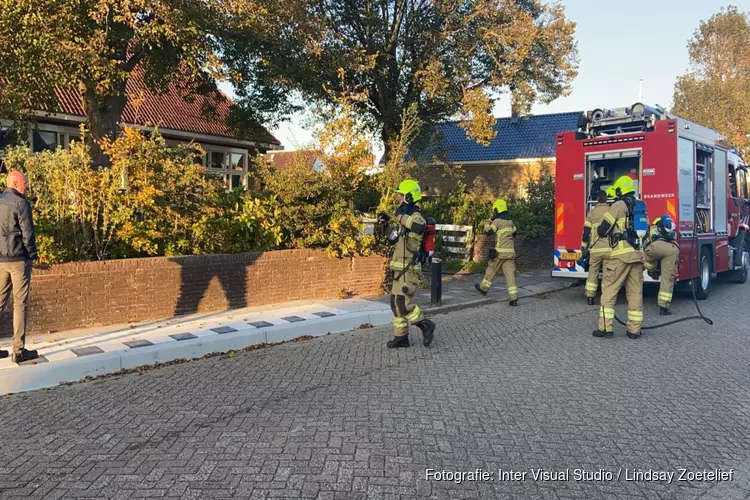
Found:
[507,166,555,240]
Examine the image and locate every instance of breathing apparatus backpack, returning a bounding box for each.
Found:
[617,196,649,250]
[415,216,437,265]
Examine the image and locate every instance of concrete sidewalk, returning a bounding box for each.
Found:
[0,269,572,395]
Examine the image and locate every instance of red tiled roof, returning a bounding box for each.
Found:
[52,70,280,147]
[268,150,322,170]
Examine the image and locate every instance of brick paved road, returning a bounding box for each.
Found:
[1,279,749,500]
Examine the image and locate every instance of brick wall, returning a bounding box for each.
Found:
[418,160,556,196]
[472,234,554,271]
[0,250,386,336]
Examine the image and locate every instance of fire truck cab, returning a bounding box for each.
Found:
[552,103,750,299]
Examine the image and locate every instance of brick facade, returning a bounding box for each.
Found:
[418,160,556,196]
[472,234,553,271]
[0,250,386,336]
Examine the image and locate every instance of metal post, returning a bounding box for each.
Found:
[430,252,442,306]
[638,79,643,102]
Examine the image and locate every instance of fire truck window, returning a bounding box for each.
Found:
[738,169,748,199]
[729,164,738,197]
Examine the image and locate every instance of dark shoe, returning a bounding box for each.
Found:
[659,307,672,316]
[592,330,613,338]
[474,283,487,296]
[587,297,595,306]
[386,336,410,349]
[647,271,661,280]
[509,300,518,306]
[627,332,642,339]
[0,349,8,359]
[12,349,39,363]
[416,319,436,347]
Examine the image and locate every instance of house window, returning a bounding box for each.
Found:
[0,127,17,154]
[32,130,58,153]
[210,151,226,169]
[231,174,243,189]
[66,135,80,148]
[231,153,245,171]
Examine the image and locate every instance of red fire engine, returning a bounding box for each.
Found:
[552,103,750,298]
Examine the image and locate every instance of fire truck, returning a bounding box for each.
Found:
[552,103,750,299]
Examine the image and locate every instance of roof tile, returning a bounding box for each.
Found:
[382,111,583,164]
[51,69,279,147]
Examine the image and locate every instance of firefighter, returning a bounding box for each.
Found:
[594,175,645,339]
[474,199,518,305]
[644,214,679,315]
[581,190,612,305]
[377,179,436,349]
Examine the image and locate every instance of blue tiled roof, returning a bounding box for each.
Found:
[380,111,583,164]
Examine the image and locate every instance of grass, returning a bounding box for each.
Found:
[441,258,488,275]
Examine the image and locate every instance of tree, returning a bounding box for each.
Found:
[227,0,579,160]
[672,6,750,155]
[0,0,293,165]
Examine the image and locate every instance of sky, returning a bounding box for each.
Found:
[238,0,750,158]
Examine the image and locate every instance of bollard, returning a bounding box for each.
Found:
[431,252,442,306]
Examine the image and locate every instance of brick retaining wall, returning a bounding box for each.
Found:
[0,250,386,336]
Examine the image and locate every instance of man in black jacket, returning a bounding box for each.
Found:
[0,171,39,363]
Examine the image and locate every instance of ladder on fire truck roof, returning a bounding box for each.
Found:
[583,104,668,138]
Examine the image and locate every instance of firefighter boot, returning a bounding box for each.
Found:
[12,349,39,364]
[627,332,642,339]
[587,297,595,306]
[386,335,410,349]
[592,329,614,338]
[659,306,672,316]
[474,283,487,296]
[509,300,518,306]
[415,319,435,347]
[0,349,8,359]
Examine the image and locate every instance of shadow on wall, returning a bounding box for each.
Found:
[170,254,258,317]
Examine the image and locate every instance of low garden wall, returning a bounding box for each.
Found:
[0,250,386,336]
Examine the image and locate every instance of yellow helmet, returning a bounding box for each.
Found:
[606,186,616,199]
[652,217,661,225]
[612,175,636,196]
[492,199,508,214]
[395,179,422,203]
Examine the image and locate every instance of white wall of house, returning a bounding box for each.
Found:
[1,119,265,190]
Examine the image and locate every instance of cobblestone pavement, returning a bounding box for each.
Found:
[0,278,749,500]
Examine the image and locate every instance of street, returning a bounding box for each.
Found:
[0,279,749,500]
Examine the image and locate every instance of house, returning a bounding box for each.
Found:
[267,149,375,173]
[267,150,326,172]
[0,69,282,189]
[396,111,583,195]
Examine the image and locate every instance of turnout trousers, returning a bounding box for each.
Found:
[645,241,679,308]
[598,259,644,334]
[390,268,425,337]
[585,251,610,298]
[479,257,517,300]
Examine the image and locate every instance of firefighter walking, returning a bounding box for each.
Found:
[644,214,679,315]
[581,190,611,305]
[377,179,436,349]
[594,175,646,339]
[474,199,518,306]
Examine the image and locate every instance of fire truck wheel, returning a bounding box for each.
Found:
[732,238,748,284]
[694,248,712,300]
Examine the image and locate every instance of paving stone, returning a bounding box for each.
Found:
[0,278,748,499]
[71,346,105,357]
[124,339,154,349]
[169,333,197,341]
[210,326,237,334]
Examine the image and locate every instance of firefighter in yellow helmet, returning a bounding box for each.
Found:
[644,214,679,315]
[377,179,436,349]
[594,175,646,339]
[581,189,612,305]
[474,199,518,305]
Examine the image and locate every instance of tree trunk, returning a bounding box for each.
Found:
[380,121,399,166]
[82,78,128,167]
